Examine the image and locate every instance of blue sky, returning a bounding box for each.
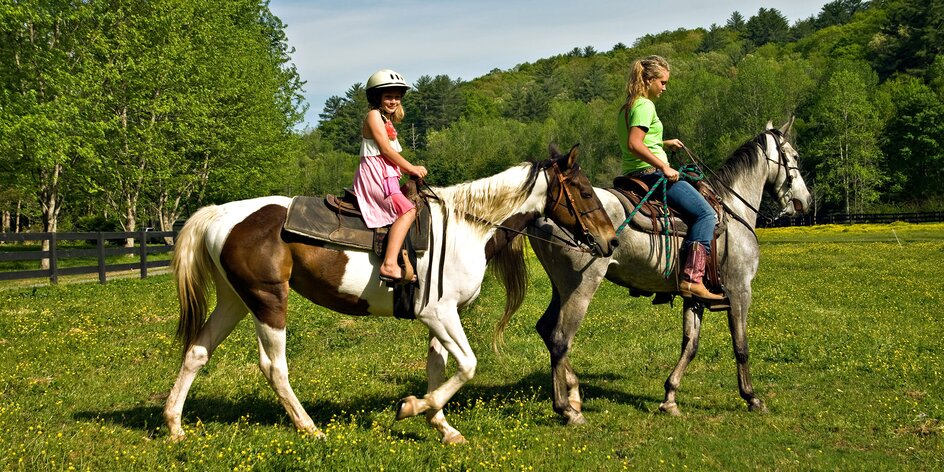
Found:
[268,0,834,129]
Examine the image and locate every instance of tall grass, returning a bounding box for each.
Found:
[0,223,941,470]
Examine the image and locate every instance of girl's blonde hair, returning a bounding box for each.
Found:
[622,55,670,111]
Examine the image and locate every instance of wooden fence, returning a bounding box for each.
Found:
[763,211,944,227]
[0,230,175,284]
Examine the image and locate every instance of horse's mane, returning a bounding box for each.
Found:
[712,132,769,198]
[433,161,542,234]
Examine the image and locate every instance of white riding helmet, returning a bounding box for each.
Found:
[366,69,408,92]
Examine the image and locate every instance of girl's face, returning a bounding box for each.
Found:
[380,91,403,114]
[646,69,670,99]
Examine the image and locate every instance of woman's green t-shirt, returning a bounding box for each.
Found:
[616,97,667,174]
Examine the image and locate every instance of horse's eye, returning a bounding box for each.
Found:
[581,192,593,199]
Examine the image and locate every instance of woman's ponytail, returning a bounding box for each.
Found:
[623,55,671,111]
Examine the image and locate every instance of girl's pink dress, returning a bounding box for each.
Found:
[352,121,415,228]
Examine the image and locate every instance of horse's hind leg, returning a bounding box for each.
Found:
[536,286,588,426]
[660,300,704,416]
[165,280,247,440]
[253,318,322,438]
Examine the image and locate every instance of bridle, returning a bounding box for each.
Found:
[543,161,607,256]
[762,129,801,219]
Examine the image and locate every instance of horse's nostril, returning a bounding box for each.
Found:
[610,238,619,248]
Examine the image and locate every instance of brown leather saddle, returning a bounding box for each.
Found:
[608,173,726,238]
[609,173,728,310]
[282,183,430,257]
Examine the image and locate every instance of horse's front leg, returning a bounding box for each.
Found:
[535,286,589,425]
[726,292,767,412]
[660,299,705,416]
[418,335,466,444]
[395,304,475,444]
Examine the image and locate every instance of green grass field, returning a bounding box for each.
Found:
[1,223,941,470]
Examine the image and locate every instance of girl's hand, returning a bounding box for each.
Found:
[664,138,684,150]
[409,165,428,179]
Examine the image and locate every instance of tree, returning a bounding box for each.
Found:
[704,54,815,160]
[816,0,867,28]
[403,74,465,149]
[698,24,736,53]
[788,17,819,42]
[317,84,367,155]
[574,66,609,104]
[424,117,543,186]
[77,0,305,245]
[881,76,944,200]
[805,61,887,213]
[745,8,790,46]
[0,0,98,266]
[870,0,944,80]
[726,11,746,33]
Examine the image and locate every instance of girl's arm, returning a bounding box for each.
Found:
[365,110,427,178]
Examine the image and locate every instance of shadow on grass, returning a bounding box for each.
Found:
[73,369,665,438]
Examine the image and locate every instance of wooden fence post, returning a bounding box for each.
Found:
[97,232,107,284]
[139,229,148,279]
[49,232,58,285]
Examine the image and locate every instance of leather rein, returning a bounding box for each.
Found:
[680,129,798,231]
[416,162,603,254]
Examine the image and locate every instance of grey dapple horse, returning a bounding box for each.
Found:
[513,119,811,423]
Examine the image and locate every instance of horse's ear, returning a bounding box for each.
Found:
[765,120,774,130]
[548,143,562,159]
[567,143,580,168]
[779,115,795,135]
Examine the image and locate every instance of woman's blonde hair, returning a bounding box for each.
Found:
[622,55,670,111]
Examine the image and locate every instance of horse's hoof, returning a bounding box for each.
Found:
[168,432,186,442]
[442,431,467,445]
[659,402,682,416]
[565,411,587,426]
[302,428,326,440]
[396,395,420,420]
[748,400,768,413]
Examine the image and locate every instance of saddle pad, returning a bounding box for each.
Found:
[282,196,431,252]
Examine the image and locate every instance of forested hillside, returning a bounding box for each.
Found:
[313,0,942,217]
[2,0,941,235]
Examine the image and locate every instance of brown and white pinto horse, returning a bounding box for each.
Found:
[164,145,617,444]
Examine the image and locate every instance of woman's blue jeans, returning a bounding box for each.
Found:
[639,171,716,250]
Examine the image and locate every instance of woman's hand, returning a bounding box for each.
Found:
[662,166,680,182]
[663,138,684,150]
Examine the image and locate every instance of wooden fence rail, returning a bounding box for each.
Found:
[0,230,175,285]
[762,211,944,227]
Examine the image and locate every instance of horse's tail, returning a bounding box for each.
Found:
[172,205,220,358]
[491,234,528,353]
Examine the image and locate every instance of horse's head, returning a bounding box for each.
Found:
[764,117,812,216]
[542,144,618,257]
